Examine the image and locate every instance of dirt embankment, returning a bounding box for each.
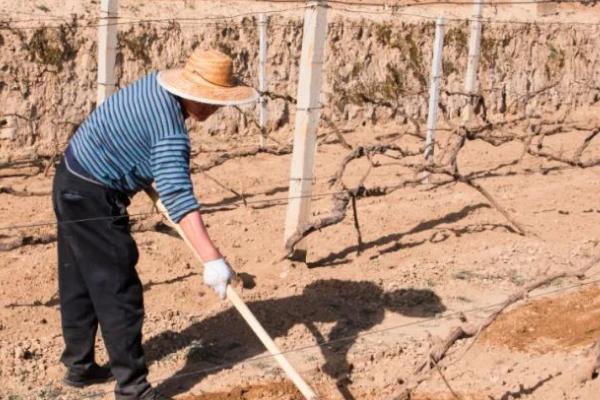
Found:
[1,8,600,160]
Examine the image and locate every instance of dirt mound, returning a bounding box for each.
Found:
[183,385,486,400]
[480,284,600,353]
[412,394,487,400]
[181,381,302,400]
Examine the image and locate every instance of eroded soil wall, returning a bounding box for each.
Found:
[1,16,599,159]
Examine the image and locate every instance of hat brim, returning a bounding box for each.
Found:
[158,69,258,106]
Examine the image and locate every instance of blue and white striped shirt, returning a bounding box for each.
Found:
[70,72,199,222]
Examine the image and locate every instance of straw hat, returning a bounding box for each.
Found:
[158,49,258,106]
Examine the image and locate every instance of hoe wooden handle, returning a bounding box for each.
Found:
[144,187,319,400]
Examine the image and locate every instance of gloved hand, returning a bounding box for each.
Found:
[203,258,234,299]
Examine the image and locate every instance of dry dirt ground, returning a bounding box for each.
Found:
[2,116,600,400]
[2,1,600,400]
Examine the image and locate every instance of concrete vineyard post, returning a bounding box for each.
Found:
[463,0,485,123]
[283,0,329,259]
[97,0,119,104]
[423,17,446,179]
[258,13,269,148]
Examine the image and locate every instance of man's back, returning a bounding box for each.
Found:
[69,72,198,222]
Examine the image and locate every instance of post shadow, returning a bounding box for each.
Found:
[144,279,446,399]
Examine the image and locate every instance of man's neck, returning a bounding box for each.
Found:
[177,97,190,120]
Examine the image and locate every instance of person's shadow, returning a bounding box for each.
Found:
[144,279,445,399]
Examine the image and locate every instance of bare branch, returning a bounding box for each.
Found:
[416,253,600,374]
[190,145,292,173]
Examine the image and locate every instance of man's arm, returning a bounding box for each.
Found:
[179,210,233,299]
[150,136,233,298]
[178,209,221,262]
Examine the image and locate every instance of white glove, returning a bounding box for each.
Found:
[203,258,233,299]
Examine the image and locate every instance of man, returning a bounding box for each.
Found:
[52,49,257,400]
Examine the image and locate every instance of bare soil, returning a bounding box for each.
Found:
[182,384,487,400]
[2,120,600,399]
[181,382,303,400]
[481,284,600,353]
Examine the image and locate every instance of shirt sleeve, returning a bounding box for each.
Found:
[150,135,200,223]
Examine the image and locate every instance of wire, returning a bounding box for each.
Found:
[72,272,600,399]
[6,20,599,33]
[326,4,600,26]
[3,0,591,21]
[0,6,309,31]
[3,1,600,30]
[5,16,600,31]
[0,189,348,232]
[257,0,589,6]
[0,211,156,231]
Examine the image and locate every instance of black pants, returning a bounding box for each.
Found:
[52,160,150,398]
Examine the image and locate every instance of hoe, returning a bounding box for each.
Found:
[145,187,319,400]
